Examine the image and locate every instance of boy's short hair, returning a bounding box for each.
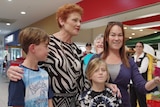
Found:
[18,27,49,54]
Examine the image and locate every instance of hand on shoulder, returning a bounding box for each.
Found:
[7,66,24,81]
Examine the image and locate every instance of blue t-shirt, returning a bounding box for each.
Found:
[8,65,53,107]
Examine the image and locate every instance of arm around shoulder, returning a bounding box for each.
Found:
[7,66,24,81]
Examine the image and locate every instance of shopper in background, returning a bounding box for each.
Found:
[78,58,122,107]
[83,42,92,56]
[2,55,8,77]
[8,27,53,107]
[90,21,160,107]
[130,41,148,107]
[93,34,104,54]
[3,55,8,70]
[83,34,104,71]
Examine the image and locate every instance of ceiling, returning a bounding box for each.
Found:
[81,2,160,39]
[0,0,160,40]
[0,0,81,37]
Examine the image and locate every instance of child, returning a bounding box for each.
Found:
[78,58,122,107]
[8,27,54,107]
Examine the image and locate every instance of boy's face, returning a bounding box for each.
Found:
[90,64,108,84]
[34,41,49,61]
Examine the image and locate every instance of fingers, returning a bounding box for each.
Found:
[9,74,19,82]
[112,84,122,98]
[116,89,122,98]
[154,76,160,84]
[7,66,24,81]
[112,84,118,93]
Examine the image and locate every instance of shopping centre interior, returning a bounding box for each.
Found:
[0,0,160,107]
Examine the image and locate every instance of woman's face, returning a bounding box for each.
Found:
[62,12,81,36]
[108,25,123,51]
[94,38,103,54]
[135,42,144,54]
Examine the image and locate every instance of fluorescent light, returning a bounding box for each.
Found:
[136,13,160,19]
[131,21,160,30]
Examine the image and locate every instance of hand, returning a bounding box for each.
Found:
[153,76,160,85]
[106,83,122,98]
[7,66,24,81]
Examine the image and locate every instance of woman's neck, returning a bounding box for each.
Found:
[136,52,143,56]
[54,30,72,43]
[106,49,121,64]
[109,48,120,56]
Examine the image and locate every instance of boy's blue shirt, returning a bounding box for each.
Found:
[8,65,53,107]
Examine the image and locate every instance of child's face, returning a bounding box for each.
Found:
[90,64,108,84]
[34,41,49,61]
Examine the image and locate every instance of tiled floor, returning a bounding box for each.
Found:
[0,73,9,107]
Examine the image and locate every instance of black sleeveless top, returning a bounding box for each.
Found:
[133,53,148,80]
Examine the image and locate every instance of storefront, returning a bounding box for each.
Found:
[4,30,22,61]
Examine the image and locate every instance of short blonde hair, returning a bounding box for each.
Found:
[18,27,49,54]
[86,58,110,82]
[56,4,83,28]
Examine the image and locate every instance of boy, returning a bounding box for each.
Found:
[8,27,53,107]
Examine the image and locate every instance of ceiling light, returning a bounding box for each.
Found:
[21,11,26,15]
[124,27,127,29]
[139,29,143,31]
[136,13,160,19]
[6,23,11,26]
[130,21,160,30]
[129,37,132,39]
[8,0,12,1]
[132,33,135,35]
[154,31,157,33]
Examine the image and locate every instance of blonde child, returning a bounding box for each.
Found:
[8,27,53,107]
[78,58,122,107]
